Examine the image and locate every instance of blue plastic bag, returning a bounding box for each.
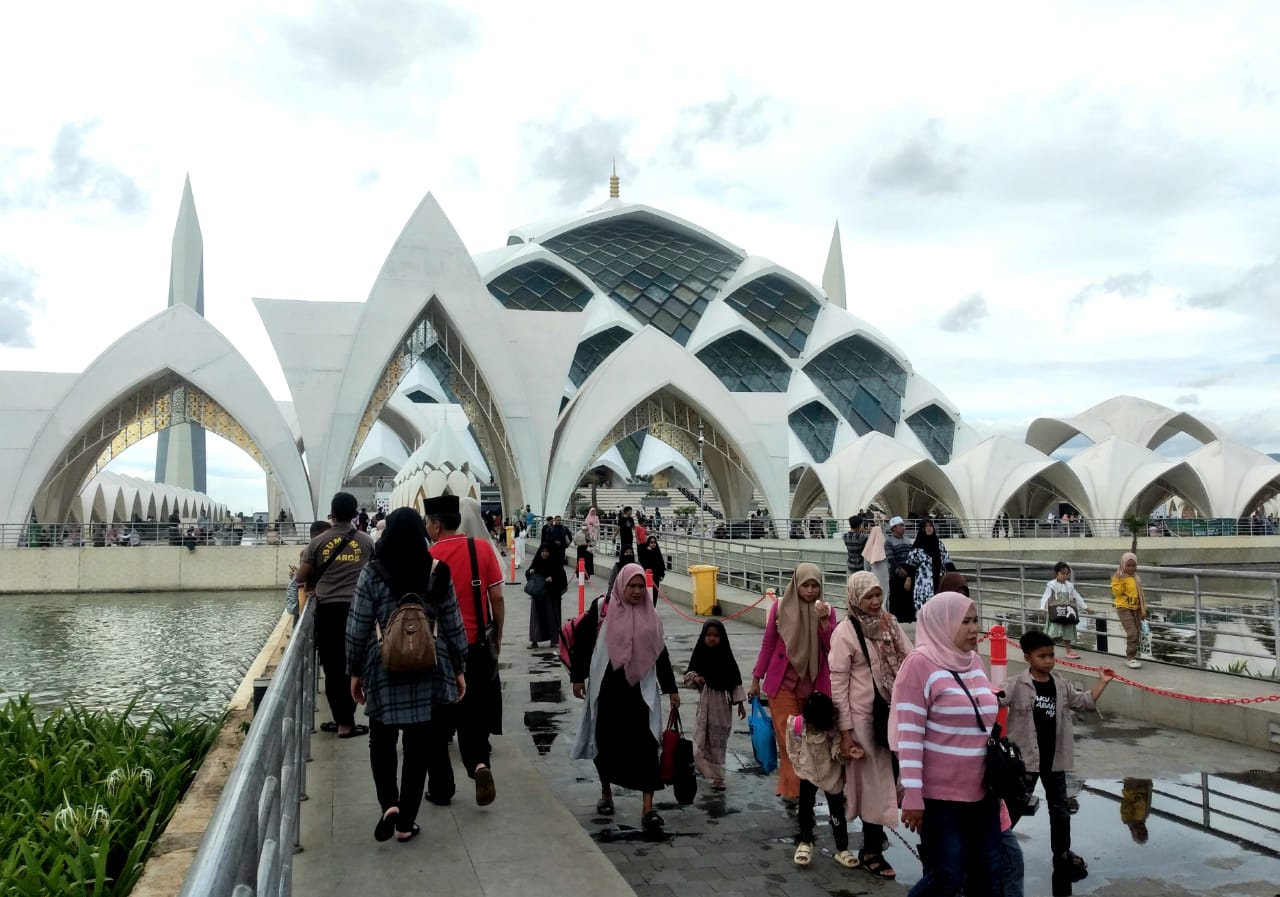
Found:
[749,696,778,773]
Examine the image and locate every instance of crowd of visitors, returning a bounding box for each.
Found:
[279,494,1144,896]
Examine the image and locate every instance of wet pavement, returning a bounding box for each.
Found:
[500,575,1280,897]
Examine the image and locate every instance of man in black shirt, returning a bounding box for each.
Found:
[617,506,635,551]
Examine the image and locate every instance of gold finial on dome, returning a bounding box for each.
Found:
[609,159,620,199]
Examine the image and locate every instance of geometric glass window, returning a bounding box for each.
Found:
[567,326,633,387]
[803,335,908,437]
[724,274,820,358]
[486,261,593,311]
[906,403,956,465]
[695,330,792,392]
[789,401,838,463]
[544,216,742,346]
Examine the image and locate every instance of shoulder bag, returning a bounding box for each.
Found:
[950,672,1032,813]
[467,537,501,675]
[849,618,891,748]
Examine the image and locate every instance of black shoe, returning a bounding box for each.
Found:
[1054,851,1089,882]
[425,792,452,806]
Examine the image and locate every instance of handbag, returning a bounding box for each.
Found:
[466,538,500,675]
[523,572,547,599]
[950,672,1031,812]
[660,707,697,804]
[748,696,778,773]
[850,617,891,748]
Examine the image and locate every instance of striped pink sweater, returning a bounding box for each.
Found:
[889,654,998,811]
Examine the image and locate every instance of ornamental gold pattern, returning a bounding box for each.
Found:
[51,377,271,488]
[591,390,748,478]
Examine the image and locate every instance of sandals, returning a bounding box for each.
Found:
[641,810,665,833]
[319,721,339,733]
[396,823,421,843]
[793,842,814,866]
[859,851,896,879]
[1055,851,1089,882]
[832,849,860,868]
[374,808,399,842]
[1064,651,1082,659]
[711,780,726,792]
[595,797,615,816]
[337,724,369,739]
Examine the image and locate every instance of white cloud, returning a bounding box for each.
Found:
[3,0,1280,502]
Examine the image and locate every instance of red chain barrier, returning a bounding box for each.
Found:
[1053,658,1280,705]
[655,586,772,623]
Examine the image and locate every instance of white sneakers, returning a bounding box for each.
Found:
[1126,659,1142,669]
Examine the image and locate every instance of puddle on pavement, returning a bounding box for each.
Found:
[529,679,564,703]
[591,823,701,844]
[1009,769,1280,895]
[522,709,566,755]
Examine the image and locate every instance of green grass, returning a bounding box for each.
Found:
[0,696,222,897]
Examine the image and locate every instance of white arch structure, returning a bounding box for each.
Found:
[4,189,1278,533]
[0,305,314,530]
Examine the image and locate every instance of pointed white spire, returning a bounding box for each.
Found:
[821,221,846,309]
[169,174,205,315]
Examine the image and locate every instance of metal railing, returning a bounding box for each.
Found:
[583,529,1280,676]
[179,600,315,897]
[1,521,325,548]
[960,556,1280,675]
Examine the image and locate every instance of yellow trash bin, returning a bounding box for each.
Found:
[688,564,719,615]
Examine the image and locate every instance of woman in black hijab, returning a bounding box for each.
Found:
[683,620,746,790]
[526,543,568,648]
[606,545,638,594]
[907,516,956,616]
[637,535,666,603]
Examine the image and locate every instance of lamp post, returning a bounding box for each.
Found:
[697,422,705,539]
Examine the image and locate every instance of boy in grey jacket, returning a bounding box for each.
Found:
[1000,630,1115,885]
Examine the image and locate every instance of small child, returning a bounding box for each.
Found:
[684,620,747,791]
[1040,562,1088,659]
[1001,630,1116,885]
[785,692,858,869]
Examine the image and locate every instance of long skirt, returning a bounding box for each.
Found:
[594,665,663,792]
[529,588,563,643]
[693,685,746,783]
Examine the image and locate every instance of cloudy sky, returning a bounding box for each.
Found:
[3,1,1279,513]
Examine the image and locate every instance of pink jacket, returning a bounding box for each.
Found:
[751,600,836,697]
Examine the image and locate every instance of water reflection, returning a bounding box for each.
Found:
[1011,771,1280,894]
[0,590,281,716]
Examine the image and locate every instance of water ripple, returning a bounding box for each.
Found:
[0,590,282,717]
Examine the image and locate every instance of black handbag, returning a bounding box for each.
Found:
[850,618,891,748]
[1050,602,1079,625]
[523,571,547,599]
[950,672,1029,810]
[660,707,697,805]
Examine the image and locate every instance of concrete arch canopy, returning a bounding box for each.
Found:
[2,306,313,528]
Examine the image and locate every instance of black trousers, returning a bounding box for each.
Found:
[455,645,499,775]
[368,718,452,830]
[1018,769,1071,857]
[798,779,849,850]
[316,601,356,727]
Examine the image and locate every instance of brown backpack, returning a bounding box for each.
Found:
[377,562,439,673]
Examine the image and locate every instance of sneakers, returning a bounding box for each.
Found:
[474,766,496,806]
[1126,659,1142,669]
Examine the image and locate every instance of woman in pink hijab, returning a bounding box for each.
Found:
[571,563,680,833]
[890,591,1004,896]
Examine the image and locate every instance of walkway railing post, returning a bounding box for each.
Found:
[1018,561,1028,633]
[1193,573,1204,668]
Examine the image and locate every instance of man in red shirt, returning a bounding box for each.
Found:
[424,494,505,806]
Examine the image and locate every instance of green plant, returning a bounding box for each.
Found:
[1121,514,1150,554]
[0,695,223,897]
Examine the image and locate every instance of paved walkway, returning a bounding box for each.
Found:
[294,557,1280,897]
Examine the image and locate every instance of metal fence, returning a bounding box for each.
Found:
[1,520,324,548]
[585,515,1278,542]
[583,528,1280,677]
[179,599,315,897]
